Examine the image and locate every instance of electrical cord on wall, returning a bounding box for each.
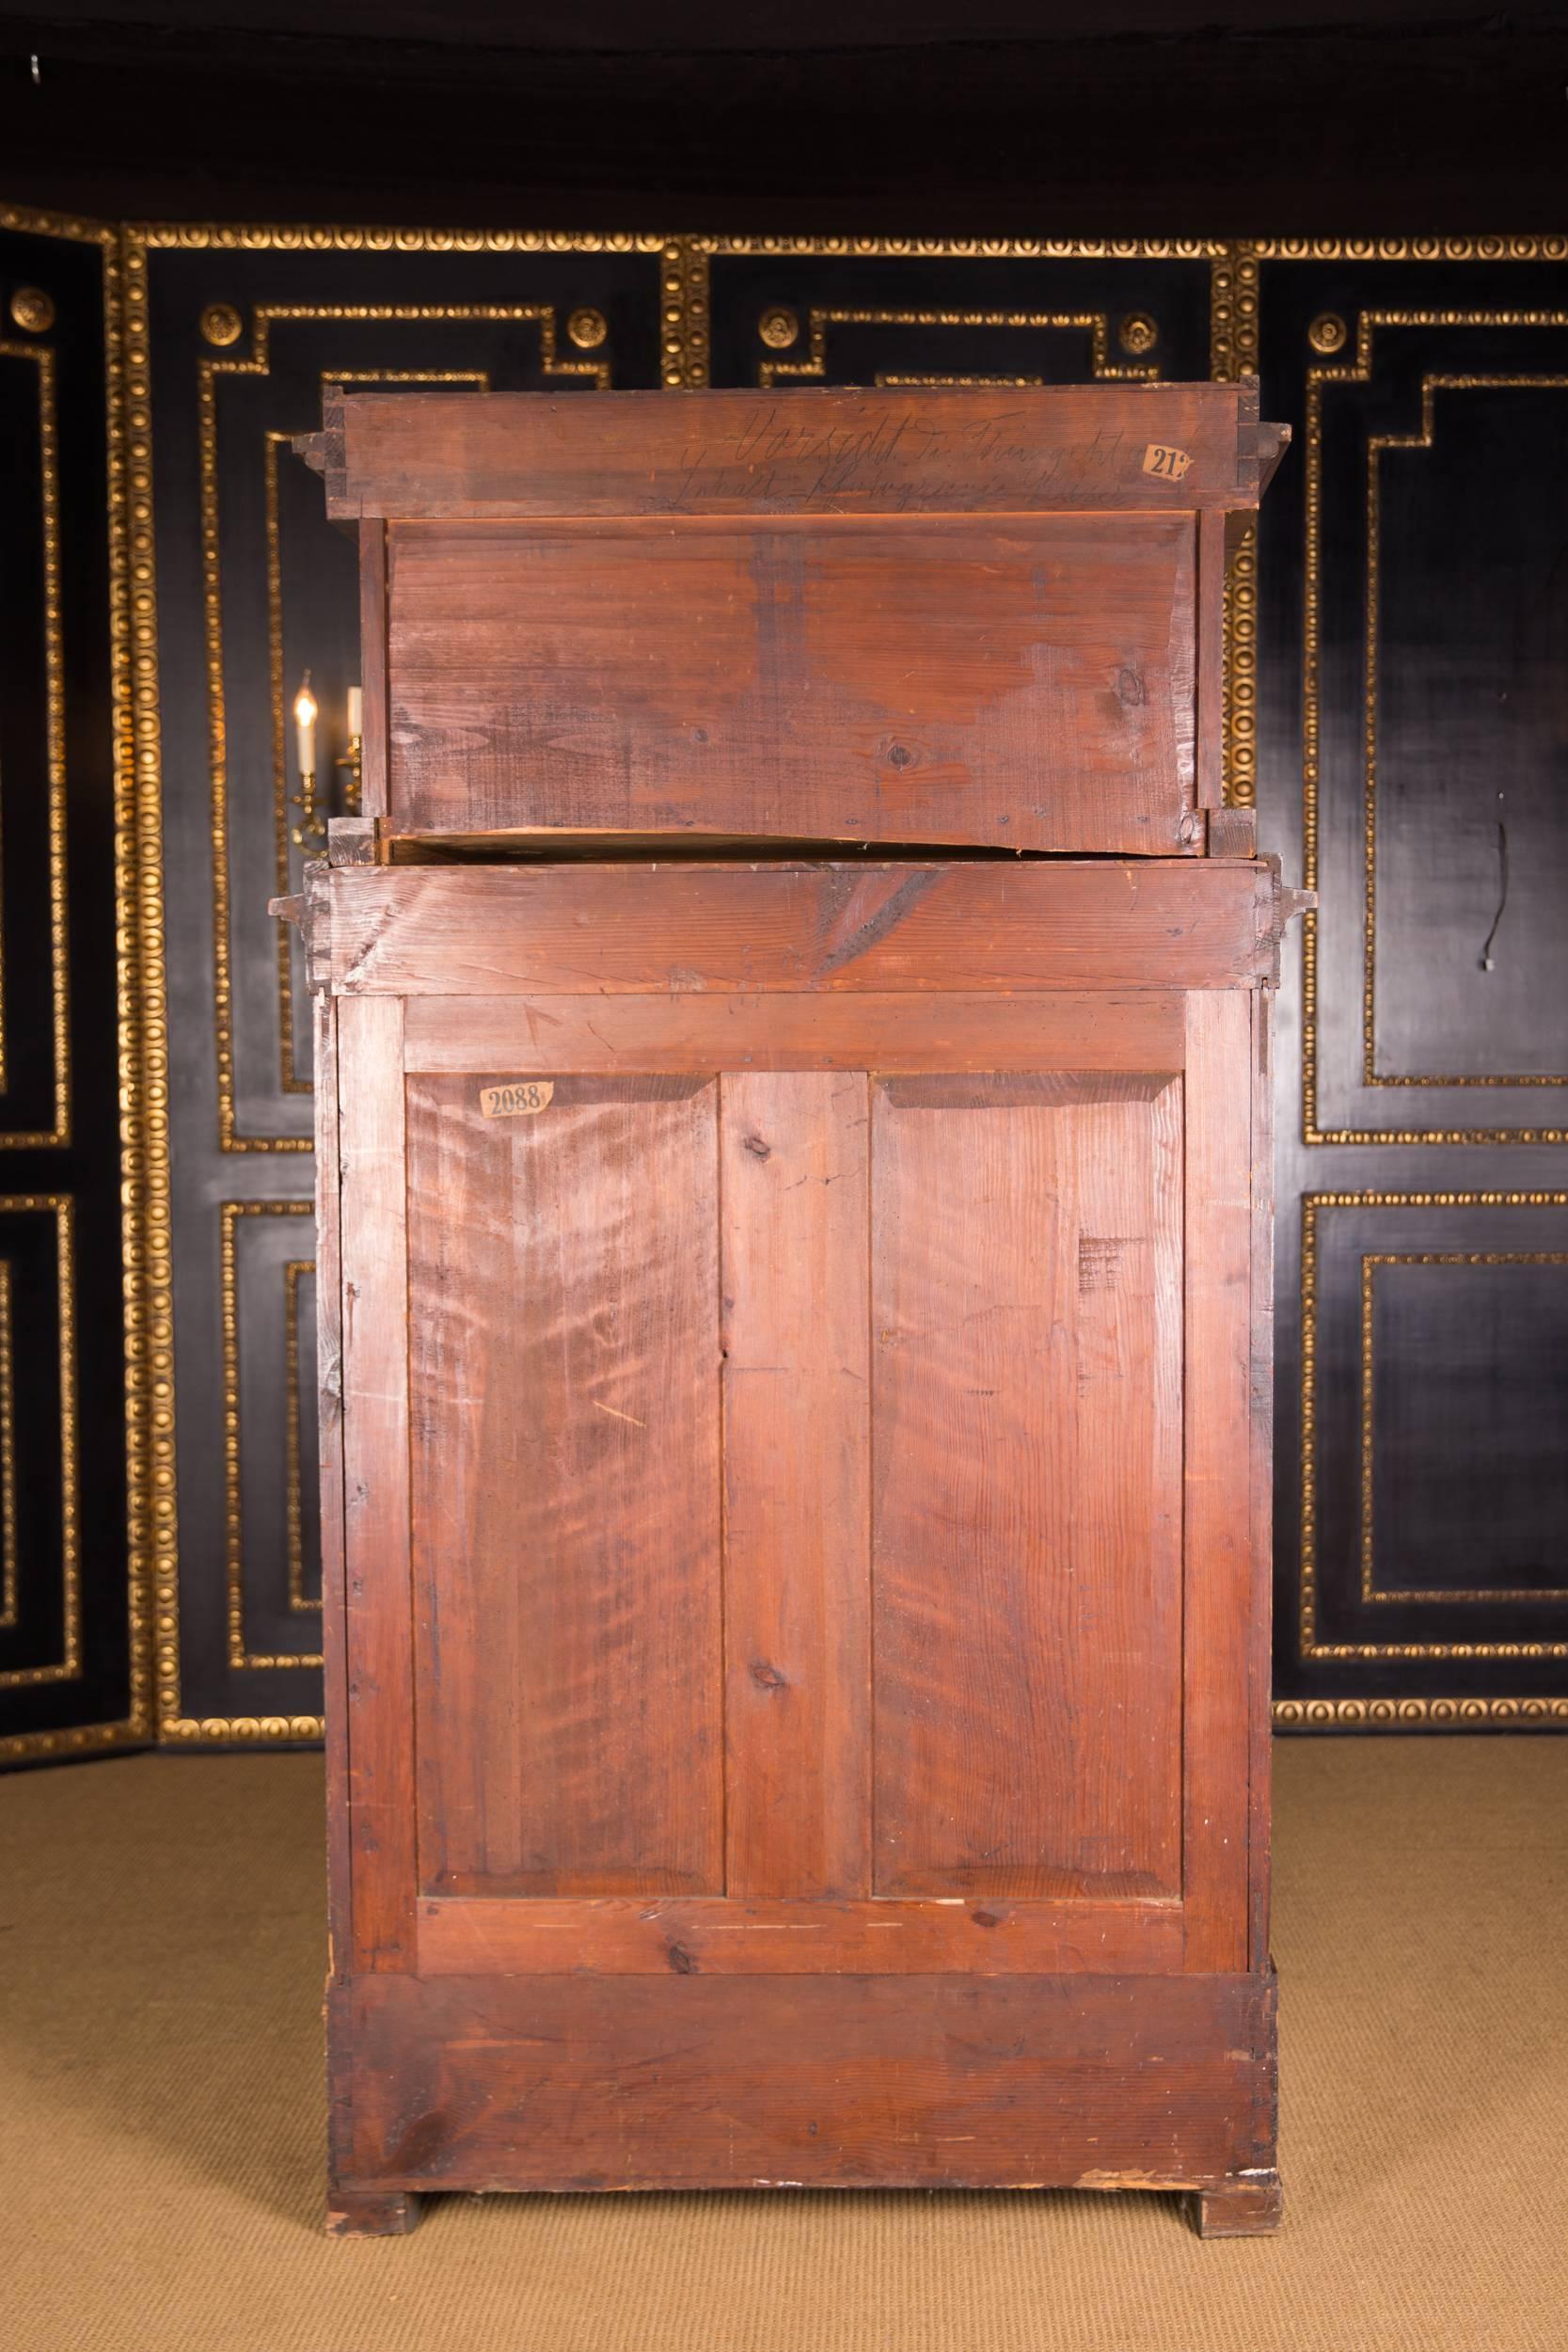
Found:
[1480,818,1509,972]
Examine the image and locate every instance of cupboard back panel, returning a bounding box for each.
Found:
[399,1041,1190,1918]
[384,516,1196,850]
[405,1073,724,1899]
[870,1073,1185,1899]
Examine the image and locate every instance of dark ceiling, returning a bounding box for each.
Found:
[2,6,1566,231]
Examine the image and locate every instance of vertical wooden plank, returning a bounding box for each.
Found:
[406,1074,724,1899]
[338,992,415,1970]
[358,519,388,818]
[872,1073,1184,1901]
[721,1072,871,1899]
[1248,990,1276,1970]
[1182,990,1254,1971]
[315,993,352,1984]
[1194,508,1227,809]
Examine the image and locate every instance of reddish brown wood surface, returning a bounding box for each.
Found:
[1248,990,1276,1971]
[314,994,352,1985]
[329,860,1279,998]
[357,521,389,819]
[336,993,417,1973]
[404,1073,723,1899]
[1195,507,1227,810]
[328,1967,1278,2195]
[318,383,1271,520]
[1194,2171,1285,2237]
[1180,992,1256,1973]
[721,1072,872,1900]
[870,1072,1183,1901]
[309,379,1290,2226]
[401,991,1187,1075]
[415,1892,1181,1979]
[385,515,1196,850]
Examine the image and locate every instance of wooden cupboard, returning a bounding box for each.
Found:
[289,382,1302,2238]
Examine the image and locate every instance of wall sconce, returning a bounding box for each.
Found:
[291,671,362,848]
[291,671,322,848]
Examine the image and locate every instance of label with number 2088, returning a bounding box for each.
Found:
[479,1079,555,1118]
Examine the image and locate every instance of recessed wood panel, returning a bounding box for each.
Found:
[405,1071,723,1898]
[386,516,1196,850]
[870,1071,1183,1899]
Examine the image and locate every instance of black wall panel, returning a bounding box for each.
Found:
[0,211,147,1765]
[1251,243,1568,1728]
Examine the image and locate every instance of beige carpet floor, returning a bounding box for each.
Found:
[1,1738,1563,2352]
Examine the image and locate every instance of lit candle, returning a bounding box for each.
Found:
[293,671,318,776]
[346,684,363,741]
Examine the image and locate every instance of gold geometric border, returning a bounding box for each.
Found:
[0,1197,78,1692]
[219,1200,320,1671]
[0,335,70,1143]
[282,1257,319,1614]
[1234,240,1568,1142]
[135,218,671,1743]
[1363,372,1568,1092]
[0,1265,15,1629]
[0,202,154,1767]
[1274,1694,1568,1728]
[1304,321,1568,1143]
[1300,1192,1568,1663]
[756,307,1160,391]
[1360,1252,1568,1605]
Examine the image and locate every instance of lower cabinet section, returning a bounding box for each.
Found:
[312,857,1288,2236]
[326,1969,1280,2216]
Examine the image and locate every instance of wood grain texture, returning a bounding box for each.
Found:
[1181,992,1255,1972]
[1193,2170,1285,2237]
[327,1966,1278,2195]
[1195,508,1227,810]
[336,993,416,1973]
[310,373,1289,2218]
[1248,991,1276,1973]
[329,861,1278,998]
[415,1893,1181,1979]
[404,1073,724,1899]
[386,516,1196,850]
[326,383,1270,520]
[871,1070,1184,1901]
[401,991,1188,1075]
[314,994,352,1986]
[721,1073,871,1899]
[357,521,388,819]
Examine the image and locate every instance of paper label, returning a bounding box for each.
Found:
[480,1079,555,1118]
[1142,443,1193,481]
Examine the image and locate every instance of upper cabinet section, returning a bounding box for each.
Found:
[301,382,1288,853]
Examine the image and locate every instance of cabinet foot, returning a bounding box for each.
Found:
[1190,2171,1283,2237]
[326,2186,422,2238]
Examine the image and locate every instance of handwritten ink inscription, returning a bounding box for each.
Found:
[480,1079,554,1118]
[663,402,1146,514]
[1142,443,1193,481]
